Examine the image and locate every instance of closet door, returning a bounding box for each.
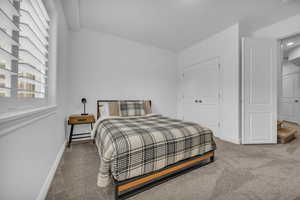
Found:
[242,38,278,144]
[181,58,221,137]
[279,73,298,123]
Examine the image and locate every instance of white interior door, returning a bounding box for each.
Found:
[279,73,300,123]
[242,38,278,144]
[182,58,221,137]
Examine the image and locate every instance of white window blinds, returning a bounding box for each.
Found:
[0,0,50,100]
[0,0,19,97]
[18,0,49,98]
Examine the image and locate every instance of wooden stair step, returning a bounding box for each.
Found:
[277,127,296,144]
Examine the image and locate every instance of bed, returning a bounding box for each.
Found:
[92,100,216,200]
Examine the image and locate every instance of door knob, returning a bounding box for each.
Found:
[295,100,299,103]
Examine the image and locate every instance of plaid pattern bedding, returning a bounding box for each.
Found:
[120,101,145,116]
[93,115,216,187]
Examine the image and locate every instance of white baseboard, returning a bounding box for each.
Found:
[36,140,66,200]
[217,135,241,144]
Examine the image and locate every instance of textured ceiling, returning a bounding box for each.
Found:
[62,0,300,51]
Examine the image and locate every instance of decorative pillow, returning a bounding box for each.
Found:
[120,101,145,117]
[108,102,120,116]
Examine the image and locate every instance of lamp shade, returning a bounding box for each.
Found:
[81,98,87,104]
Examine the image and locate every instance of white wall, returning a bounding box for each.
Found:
[177,24,240,144]
[282,60,300,75]
[67,29,178,118]
[289,46,300,61]
[0,0,69,199]
[253,14,300,39]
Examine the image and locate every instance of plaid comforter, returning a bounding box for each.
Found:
[92,115,216,187]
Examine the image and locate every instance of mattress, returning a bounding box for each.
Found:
[92,114,216,187]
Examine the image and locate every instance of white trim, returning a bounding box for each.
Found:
[0,105,57,137]
[36,140,66,200]
[0,105,57,124]
[217,135,240,144]
[241,38,246,144]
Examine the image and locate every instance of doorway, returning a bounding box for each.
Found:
[279,34,300,124]
[241,35,300,144]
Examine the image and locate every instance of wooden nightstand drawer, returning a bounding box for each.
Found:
[68,114,95,124]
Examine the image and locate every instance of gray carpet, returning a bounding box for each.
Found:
[46,122,300,200]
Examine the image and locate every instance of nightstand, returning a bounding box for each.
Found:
[67,114,96,147]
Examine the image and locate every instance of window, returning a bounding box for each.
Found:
[0,0,50,100]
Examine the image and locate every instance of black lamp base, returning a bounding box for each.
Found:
[81,113,88,115]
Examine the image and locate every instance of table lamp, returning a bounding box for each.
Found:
[81,98,88,115]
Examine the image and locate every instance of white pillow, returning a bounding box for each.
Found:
[99,103,109,117]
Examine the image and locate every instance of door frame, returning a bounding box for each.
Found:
[181,56,223,139]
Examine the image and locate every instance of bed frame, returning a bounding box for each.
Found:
[96,100,215,200]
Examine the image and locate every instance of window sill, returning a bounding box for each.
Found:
[0,105,57,137]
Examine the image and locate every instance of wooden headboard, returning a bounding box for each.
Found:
[96,100,152,119]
